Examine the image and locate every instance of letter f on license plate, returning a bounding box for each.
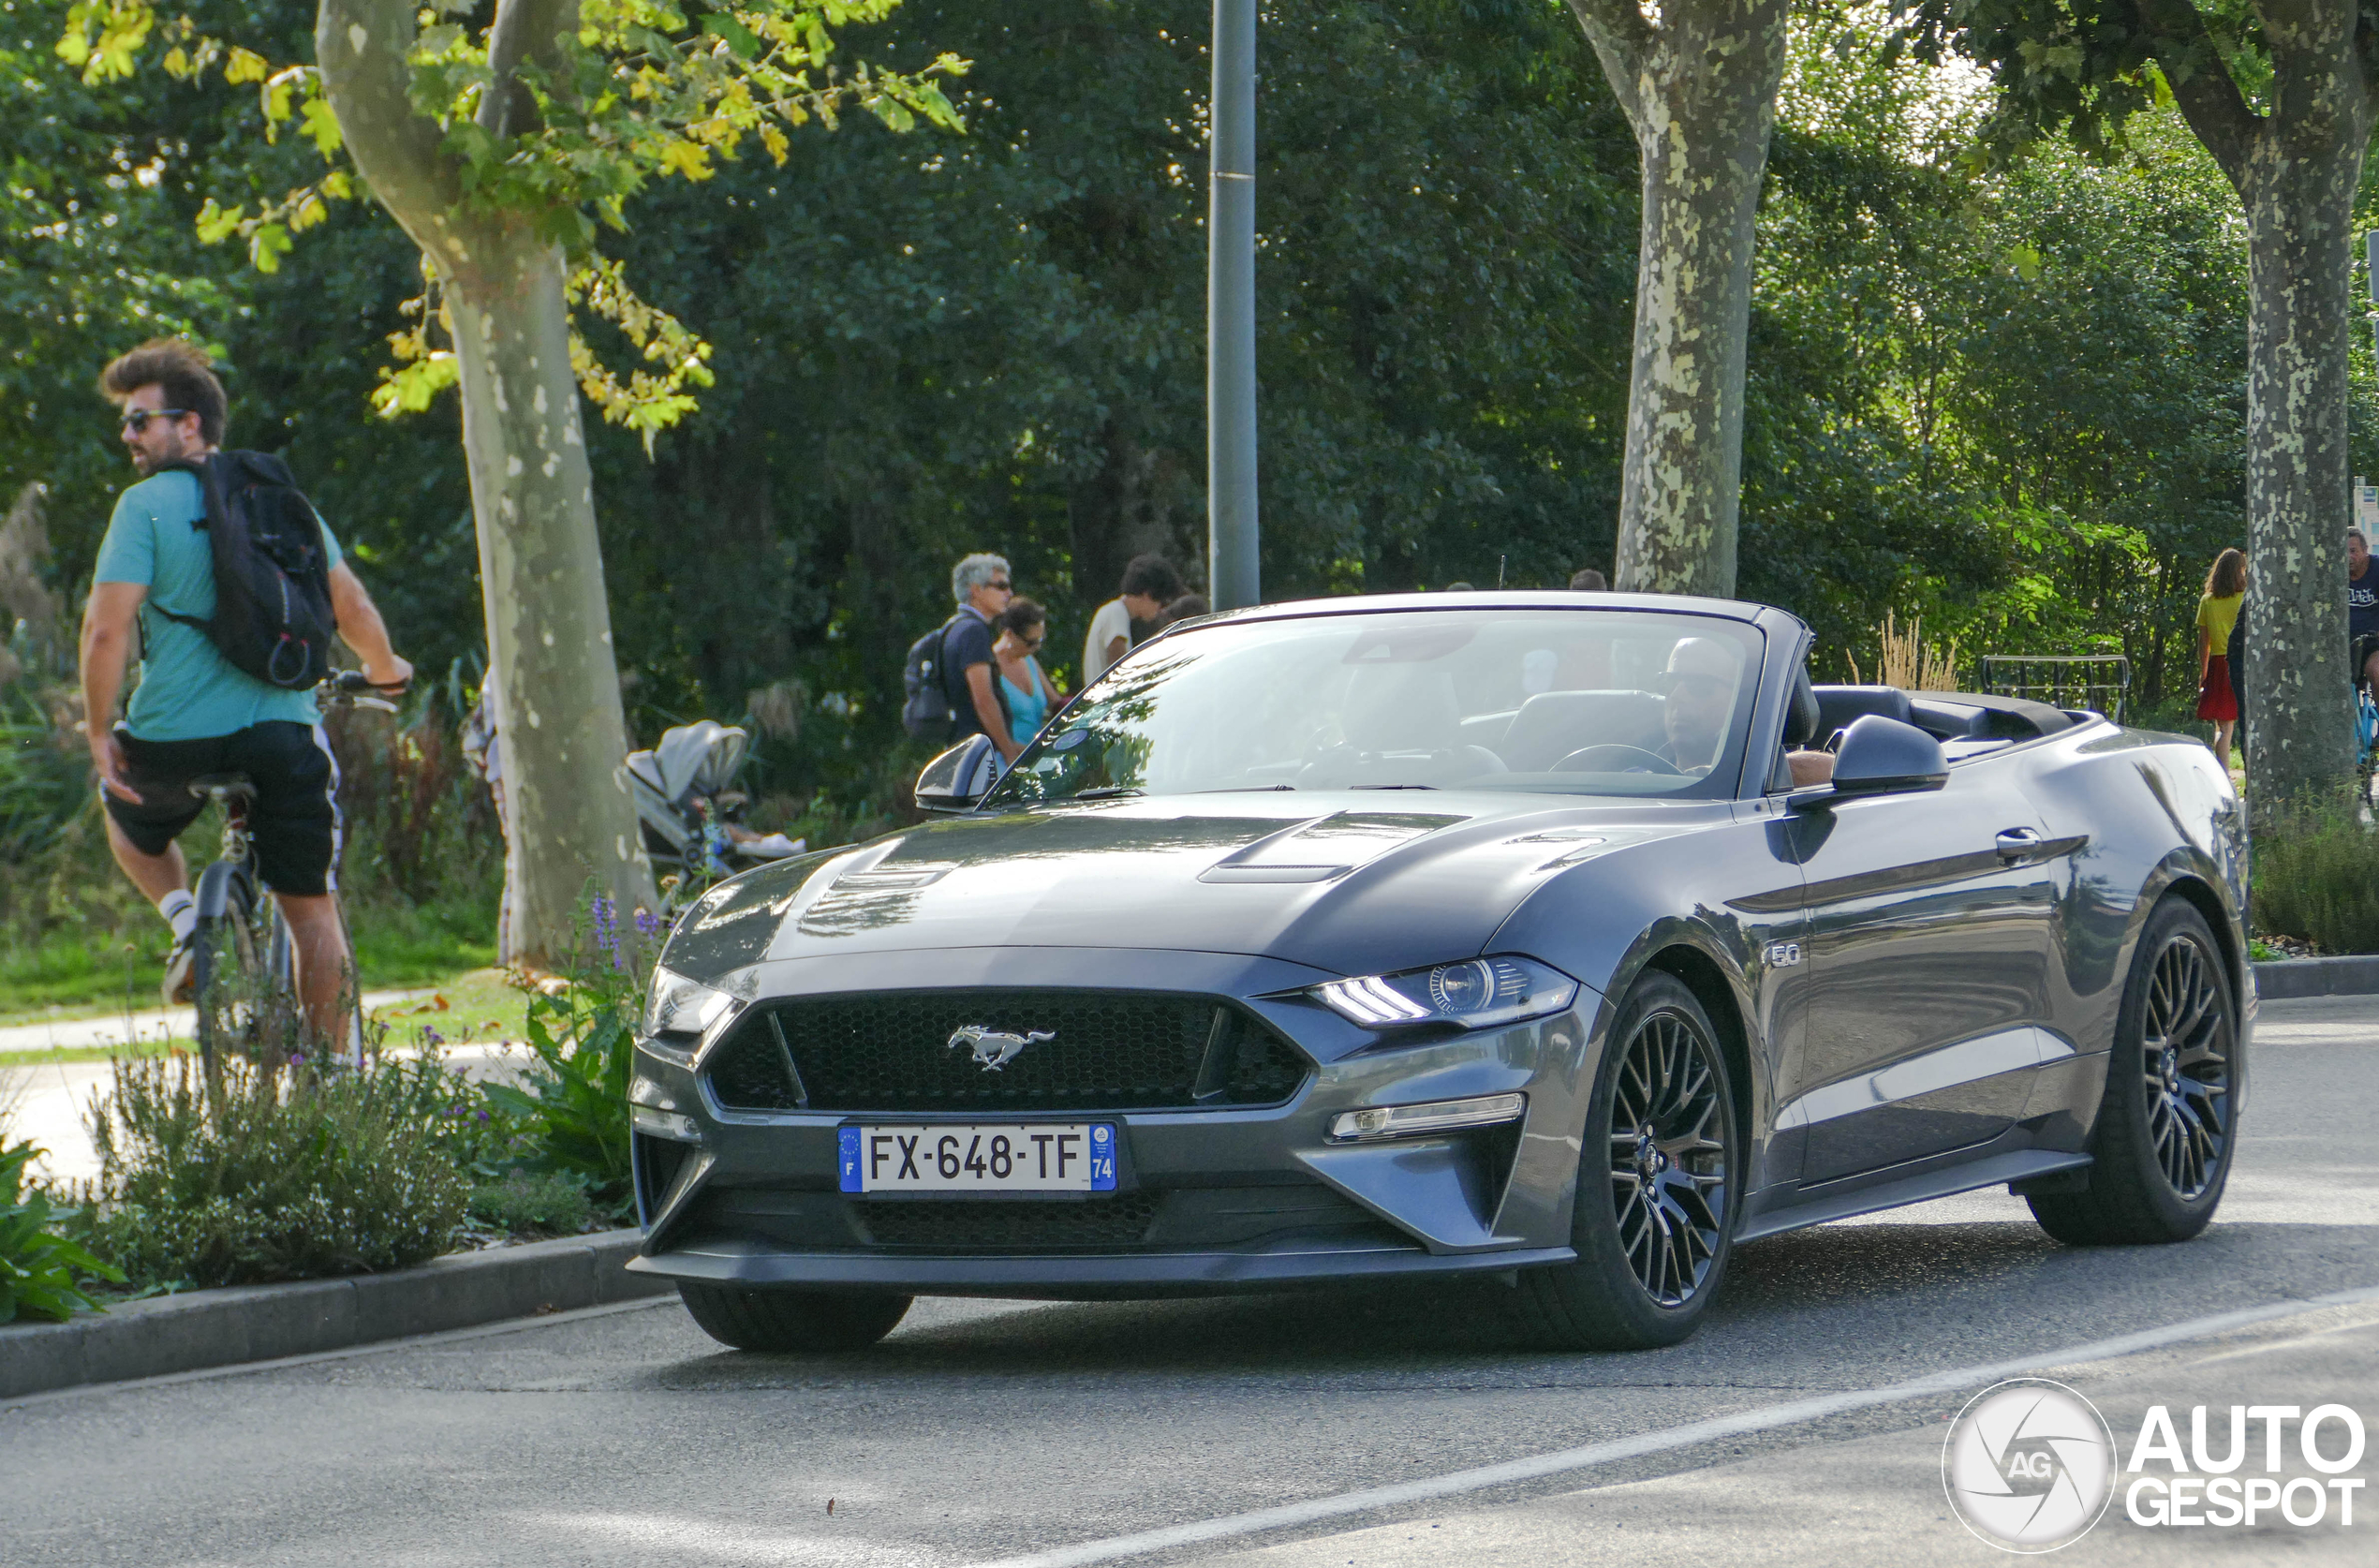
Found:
[838,1123,1118,1193]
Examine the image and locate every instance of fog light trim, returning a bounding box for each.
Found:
[632,1105,702,1143]
[1330,1092,1526,1143]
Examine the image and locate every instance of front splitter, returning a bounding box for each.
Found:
[628,1239,1576,1300]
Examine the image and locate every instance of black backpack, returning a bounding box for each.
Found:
[901,614,964,740]
[154,451,339,689]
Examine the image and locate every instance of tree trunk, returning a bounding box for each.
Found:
[448,248,658,953]
[2147,0,2375,800]
[2237,138,2366,795]
[317,0,657,961]
[1567,0,1790,598]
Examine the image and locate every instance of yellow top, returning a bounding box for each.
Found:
[2197,592,2243,656]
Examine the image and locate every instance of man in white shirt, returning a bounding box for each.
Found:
[1082,555,1186,686]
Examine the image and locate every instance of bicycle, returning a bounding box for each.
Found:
[2358,684,2379,808]
[185,671,402,1069]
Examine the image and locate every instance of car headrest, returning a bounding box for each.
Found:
[1784,670,1821,747]
[1811,685,1912,741]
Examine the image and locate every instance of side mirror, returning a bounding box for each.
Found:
[1827,714,1949,798]
[915,733,1002,814]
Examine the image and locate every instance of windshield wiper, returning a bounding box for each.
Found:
[1349,783,1437,791]
[1065,786,1145,800]
[1196,784,1297,792]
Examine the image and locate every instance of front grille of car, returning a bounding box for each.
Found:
[856,1193,1164,1250]
[702,989,1310,1113]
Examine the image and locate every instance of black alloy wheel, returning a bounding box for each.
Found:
[678,1282,914,1353]
[1515,970,1738,1351]
[2030,897,2237,1246]
[1610,1003,1732,1305]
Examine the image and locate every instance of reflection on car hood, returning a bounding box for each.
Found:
[659,793,1727,984]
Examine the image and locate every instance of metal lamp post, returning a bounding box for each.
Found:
[1207,0,1260,611]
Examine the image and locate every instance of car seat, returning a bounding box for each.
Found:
[1497,689,1668,773]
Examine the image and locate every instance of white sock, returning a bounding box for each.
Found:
[160,889,197,944]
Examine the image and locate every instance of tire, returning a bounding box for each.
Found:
[2029,897,2239,1246]
[1515,971,1740,1352]
[677,1282,913,1353]
[190,868,267,1069]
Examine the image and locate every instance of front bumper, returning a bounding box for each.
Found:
[627,952,1602,1299]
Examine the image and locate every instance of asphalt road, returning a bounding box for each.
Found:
[7,995,2375,1568]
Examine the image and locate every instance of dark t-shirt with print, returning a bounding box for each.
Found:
[940,607,997,738]
[2352,565,2379,642]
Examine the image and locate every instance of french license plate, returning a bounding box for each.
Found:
[838,1123,1117,1194]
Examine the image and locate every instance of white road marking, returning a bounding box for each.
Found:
[969,1282,2379,1568]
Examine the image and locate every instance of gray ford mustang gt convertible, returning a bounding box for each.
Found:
[626,593,2250,1353]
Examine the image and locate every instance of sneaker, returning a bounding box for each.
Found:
[161,932,198,1006]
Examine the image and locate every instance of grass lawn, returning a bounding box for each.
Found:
[368,968,532,1050]
[0,900,495,1028]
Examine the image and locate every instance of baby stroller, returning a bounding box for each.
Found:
[626,720,804,903]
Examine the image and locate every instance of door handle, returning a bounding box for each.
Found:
[1994,827,2044,862]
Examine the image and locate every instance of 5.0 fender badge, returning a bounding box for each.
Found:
[948,1025,1055,1072]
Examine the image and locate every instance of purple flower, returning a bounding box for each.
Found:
[422,1025,445,1049]
[634,909,661,938]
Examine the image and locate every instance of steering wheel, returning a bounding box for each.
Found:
[1551,744,1682,776]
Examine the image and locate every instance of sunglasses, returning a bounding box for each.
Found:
[119,408,193,434]
[988,579,1013,592]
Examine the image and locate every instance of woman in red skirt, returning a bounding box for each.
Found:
[2195,548,2246,764]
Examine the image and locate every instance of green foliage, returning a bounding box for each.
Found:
[82,1053,471,1288]
[1,1138,122,1322]
[57,0,967,435]
[466,1169,596,1237]
[476,905,650,1213]
[2252,791,2379,955]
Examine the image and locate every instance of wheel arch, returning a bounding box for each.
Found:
[2158,872,2245,1015]
[1641,942,1757,1161]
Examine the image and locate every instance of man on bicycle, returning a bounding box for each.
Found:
[77,339,412,1043]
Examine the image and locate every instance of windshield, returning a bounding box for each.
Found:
[984,608,1766,806]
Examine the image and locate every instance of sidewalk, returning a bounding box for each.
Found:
[0,987,437,1057]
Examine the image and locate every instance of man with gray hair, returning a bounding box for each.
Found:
[945,553,1020,759]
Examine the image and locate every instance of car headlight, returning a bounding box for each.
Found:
[1312,955,1578,1031]
[643,966,743,1042]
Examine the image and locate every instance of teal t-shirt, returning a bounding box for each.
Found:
[93,470,344,742]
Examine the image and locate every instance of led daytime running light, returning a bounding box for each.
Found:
[1318,974,1432,1025]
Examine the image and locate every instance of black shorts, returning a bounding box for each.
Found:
[102,721,341,897]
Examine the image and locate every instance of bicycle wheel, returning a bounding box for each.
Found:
[190,865,269,1068]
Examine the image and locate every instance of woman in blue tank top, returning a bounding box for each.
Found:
[994,598,1064,748]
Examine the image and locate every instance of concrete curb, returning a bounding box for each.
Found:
[0,1227,672,1400]
[2254,956,2379,1000]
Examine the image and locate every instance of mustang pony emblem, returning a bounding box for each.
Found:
[948,1024,1055,1072]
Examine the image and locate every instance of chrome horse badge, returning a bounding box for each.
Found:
[948,1024,1055,1072]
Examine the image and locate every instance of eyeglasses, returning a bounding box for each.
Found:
[988,579,1013,592]
[119,408,193,434]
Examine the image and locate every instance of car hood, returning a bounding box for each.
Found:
[660,792,1735,985]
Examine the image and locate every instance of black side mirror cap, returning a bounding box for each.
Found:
[1833,713,1950,796]
[915,734,1001,813]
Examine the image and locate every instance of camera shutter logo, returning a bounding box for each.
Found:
[1943,1379,2117,1552]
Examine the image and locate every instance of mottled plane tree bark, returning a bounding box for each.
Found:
[1564,0,1793,597]
[1911,0,2375,797]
